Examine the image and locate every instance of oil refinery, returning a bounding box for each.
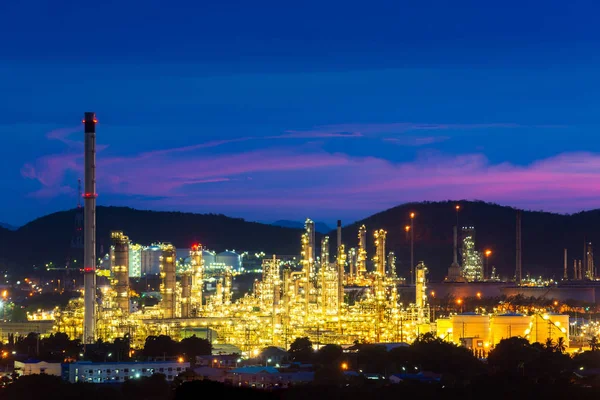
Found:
[51,113,571,356]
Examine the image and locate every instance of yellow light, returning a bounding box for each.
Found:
[455,205,460,211]
[405,225,410,232]
[410,212,415,219]
[476,292,481,299]
[341,362,348,370]
[485,250,492,257]
[178,357,184,363]
[456,299,462,305]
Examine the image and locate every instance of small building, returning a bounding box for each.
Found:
[389,371,441,384]
[227,366,314,388]
[196,354,239,368]
[62,360,190,383]
[227,366,280,387]
[193,366,228,382]
[14,360,61,377]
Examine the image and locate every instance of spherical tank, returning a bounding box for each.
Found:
[491,313,532,345]
[451,313,490,344]
[216,251,241,271]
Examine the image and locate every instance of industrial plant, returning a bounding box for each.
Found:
[51,113,572,356]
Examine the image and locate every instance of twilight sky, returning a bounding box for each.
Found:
[2,0,600,226]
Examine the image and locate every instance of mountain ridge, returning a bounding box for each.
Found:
[1,201,600,281]
[272,220,331,234]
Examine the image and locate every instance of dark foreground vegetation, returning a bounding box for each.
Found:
[4,374,600,400]
[6,333,600,399]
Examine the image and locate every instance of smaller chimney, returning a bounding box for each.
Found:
[453,226,458,265]
[336,220,342,250]
[563,248,568,280]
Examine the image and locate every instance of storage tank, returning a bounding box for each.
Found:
[530,313,569,347]
[202,250,216,268]
[451,313,490,345]
[216,251,241,271]
[491,313,532,345]
[436,318,453,342]
[141,246,162,275]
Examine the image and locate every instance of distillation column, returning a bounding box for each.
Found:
[190,244,204,311]
[374,229,387,277]
[357,225,367,279]
[301,219,316,313]
[160,244,177,318]
[337,245,346,313]
[83,112,97,344]
[111,231,130,315]
[415,262,428,321]
[336,220,342,257]
[181,272,192,318]
[387,252,396,279]
[348,248,357,280]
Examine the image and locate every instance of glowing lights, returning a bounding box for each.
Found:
[341,362,348,370]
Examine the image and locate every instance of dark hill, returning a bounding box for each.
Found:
[333,200,599,282]
[272,220,331,234]
[0,222,17,230]
[2,201,600,281]
[5,206,305,271]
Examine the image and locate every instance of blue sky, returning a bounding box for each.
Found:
[2,0,600,226]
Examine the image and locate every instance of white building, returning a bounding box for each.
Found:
[14,361,61,376]
[141,246,162,276]
[62,361,190,383]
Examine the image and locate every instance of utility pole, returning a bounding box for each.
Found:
[410,212,415,285]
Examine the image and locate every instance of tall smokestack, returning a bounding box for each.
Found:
[515,210,522,285]
[564,248,568,280]
[83,112,97,344]
[337,220,342,250]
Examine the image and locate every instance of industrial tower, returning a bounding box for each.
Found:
[83,112,97,344]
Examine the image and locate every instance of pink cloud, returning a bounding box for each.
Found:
[22,125,598,217]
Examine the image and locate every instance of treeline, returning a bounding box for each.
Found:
[1,333,211,364]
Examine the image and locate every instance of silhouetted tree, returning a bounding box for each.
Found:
[589,336,599,352]
[180,335,211,366]
[316,344,343,367]
[143,335,179,359]
[289,337,314,363]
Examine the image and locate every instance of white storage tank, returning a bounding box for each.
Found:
[202,250,216,267]
[216,251,241,271]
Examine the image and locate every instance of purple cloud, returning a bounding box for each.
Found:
[21,124,597,219]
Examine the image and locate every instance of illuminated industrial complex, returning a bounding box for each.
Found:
[51,113,570,356]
